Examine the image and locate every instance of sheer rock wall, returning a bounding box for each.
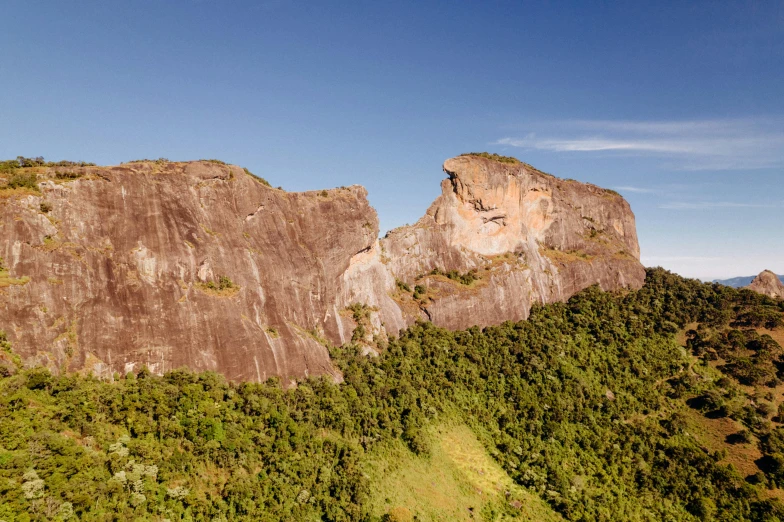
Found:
[0,156,645,381]
[377,156,644,330]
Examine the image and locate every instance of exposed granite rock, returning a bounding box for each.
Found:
[747,270,784,299]
[0,162,376,384]
[0,155,645,382]
[377,155,645,330]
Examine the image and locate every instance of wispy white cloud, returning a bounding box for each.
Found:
[613,185,655,193]
[659,201,779,210]
[498,136,694,153]
[497,118,784,170]
[642,255,725,263]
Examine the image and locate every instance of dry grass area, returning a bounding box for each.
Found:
[0,269,30,288]
[389,289,425,318]
[0,186,40,199]
[760,327,784,349]
[412,254,528,301]
[460,152,521,165]
[539,245,594,265]
[682,407,762,478]
[674,324,784,486]
[194,283,240,297]
[422,273,488,295]
[366,422,562,521]
[675,322,699,347]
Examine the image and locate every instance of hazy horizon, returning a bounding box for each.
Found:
[2,1,782,280]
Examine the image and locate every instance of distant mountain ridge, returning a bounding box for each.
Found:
[714,274,784,288]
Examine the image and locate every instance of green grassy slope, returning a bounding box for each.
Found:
[366,421,563,521]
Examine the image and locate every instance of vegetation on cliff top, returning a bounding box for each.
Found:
[1,156,282,194]
[457,153,623,200]
[242,167,272,187]
[460,152,521,164]
[1,157,95,173]
[0,157,93,193]
[1,172,40,193]
[1,269,784,520]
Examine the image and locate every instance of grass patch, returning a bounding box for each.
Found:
[366,422,563,521]
[0,272,30,288]
[0,257,29,288]
[243,167,272,187]
[460,152,521,165]
[195,276,239,297]
[539,245,594,264]
[0,171,40,193]
[0,186,40,199]
[125,158,169,164]
[395,279,411,293]
[54,171,84,181]
[200,224,218,237]
[682,406,763,478]
[429,267,479,286]
[41,235,61,252]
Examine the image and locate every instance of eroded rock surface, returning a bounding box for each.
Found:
[747,270,784,299]
[0,162,378,384]
[0,155,645,381]
[378,155,645,330]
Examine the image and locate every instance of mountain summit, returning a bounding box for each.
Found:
[0,154,644,382]
[747,269,784,299]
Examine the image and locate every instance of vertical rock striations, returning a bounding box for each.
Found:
[0,161,376,384]
[0,155,645,381]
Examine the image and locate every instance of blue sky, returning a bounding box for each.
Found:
[1,0,782,280]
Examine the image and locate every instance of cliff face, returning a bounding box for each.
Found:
[378,156,645,330]
[0,155,645,381]
[747,270,784,299]
[0,162,379,384]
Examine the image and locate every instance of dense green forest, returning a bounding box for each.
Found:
[1,268,784,521]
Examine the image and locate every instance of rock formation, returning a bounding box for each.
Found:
[747,270,784,299]
[0,155,645,382]
[378,155,645,331]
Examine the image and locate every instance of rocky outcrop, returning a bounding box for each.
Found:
[376,155,645,330]
[747,270,784,299]
[0,162,377,384]
[0,155,645,382]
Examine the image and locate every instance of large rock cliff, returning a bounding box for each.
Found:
[0,155,645,382]
[378,155,644,331]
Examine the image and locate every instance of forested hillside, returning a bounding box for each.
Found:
[1,268,784,521]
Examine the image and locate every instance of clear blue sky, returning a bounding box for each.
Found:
[2,0,782,280]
